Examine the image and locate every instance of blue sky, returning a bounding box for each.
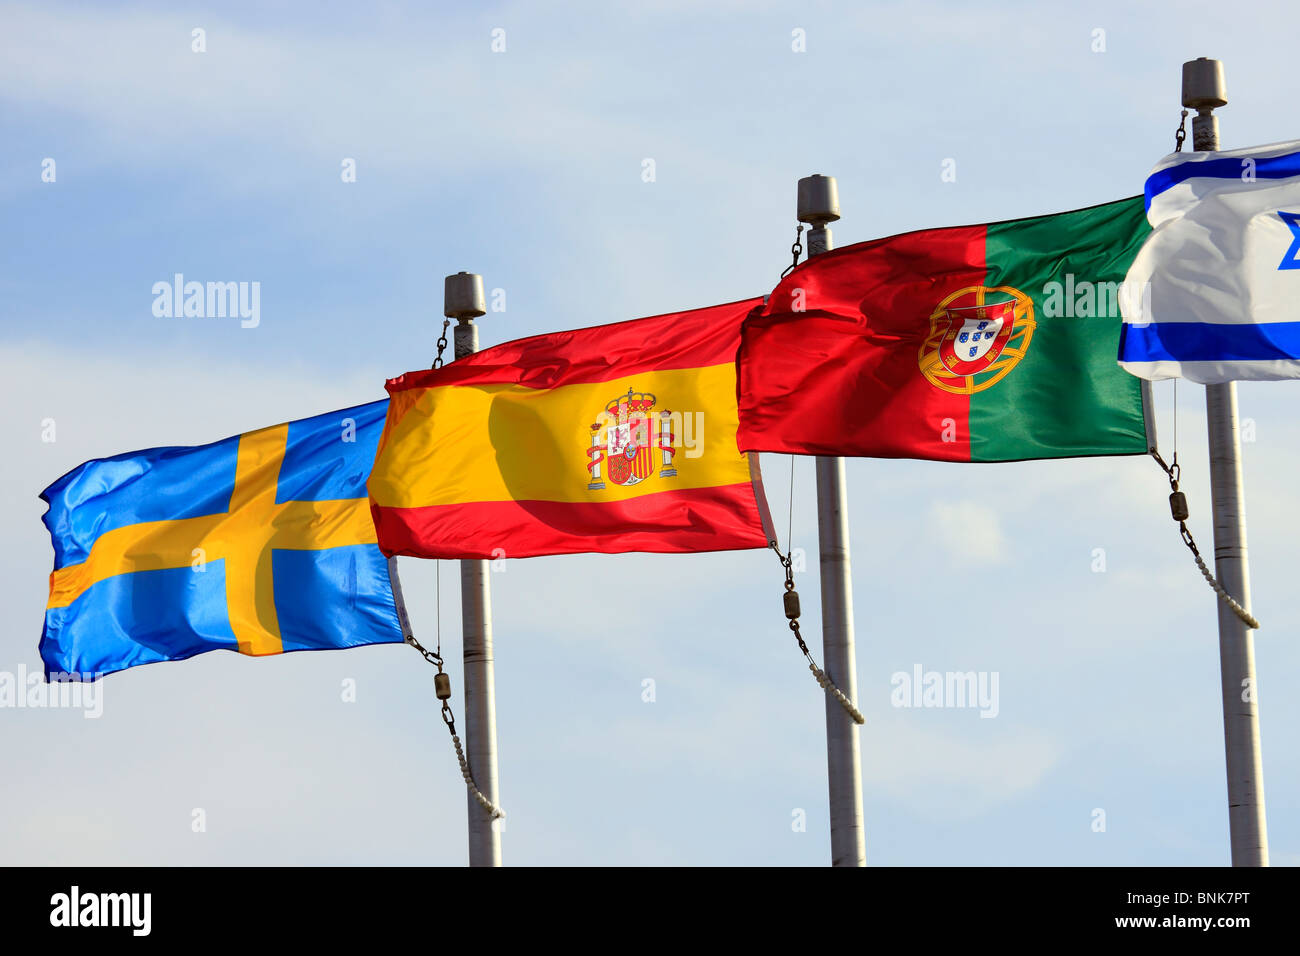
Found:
[2,0,1298,865]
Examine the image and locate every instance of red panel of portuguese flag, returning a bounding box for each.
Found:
[737,197,1151,463]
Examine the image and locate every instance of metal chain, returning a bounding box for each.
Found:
[1149,450,1259,629]
[432,318,451,369]
[1174,109,1188,153]
[774,547,865,724]
[780,224,805,279]
[406,632,443,670]
[406,635,506,820]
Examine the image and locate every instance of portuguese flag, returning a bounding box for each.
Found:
[737,197,1152,462]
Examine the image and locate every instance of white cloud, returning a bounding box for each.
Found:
[927,499,1007,565]
[864,716,1061,821]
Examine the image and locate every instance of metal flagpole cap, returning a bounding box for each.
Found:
[1182,57,1227,110]
[444,271,486,320]
[797,174,840,226]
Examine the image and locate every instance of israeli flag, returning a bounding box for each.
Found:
[1118,138,1300,383]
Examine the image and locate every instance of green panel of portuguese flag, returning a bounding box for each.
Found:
[972,198,1151,462]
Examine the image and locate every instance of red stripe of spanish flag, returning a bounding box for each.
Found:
[367,299,774,559]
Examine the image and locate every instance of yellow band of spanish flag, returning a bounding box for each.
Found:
[367,299,774,559]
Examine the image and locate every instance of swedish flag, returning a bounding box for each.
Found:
[40,401,405,678]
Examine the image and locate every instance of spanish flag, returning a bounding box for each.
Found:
[368,299,774,559]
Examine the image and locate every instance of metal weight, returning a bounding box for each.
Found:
[783,588,801,620]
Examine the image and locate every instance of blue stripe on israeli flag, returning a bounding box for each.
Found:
[1120,321,1300,362]
[1145,147,1300,211]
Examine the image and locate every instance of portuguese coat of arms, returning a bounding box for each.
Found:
[918,286,1036,395]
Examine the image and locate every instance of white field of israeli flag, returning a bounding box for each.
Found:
[1118,138,1300,383]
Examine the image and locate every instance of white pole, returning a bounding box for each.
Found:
[798,175,866,866]
[1182,57,1268,866]
[445,272,502,867]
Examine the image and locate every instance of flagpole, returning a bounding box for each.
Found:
[1181,57,1269,866]
[444,271,503,867]
[798,174,866,866]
